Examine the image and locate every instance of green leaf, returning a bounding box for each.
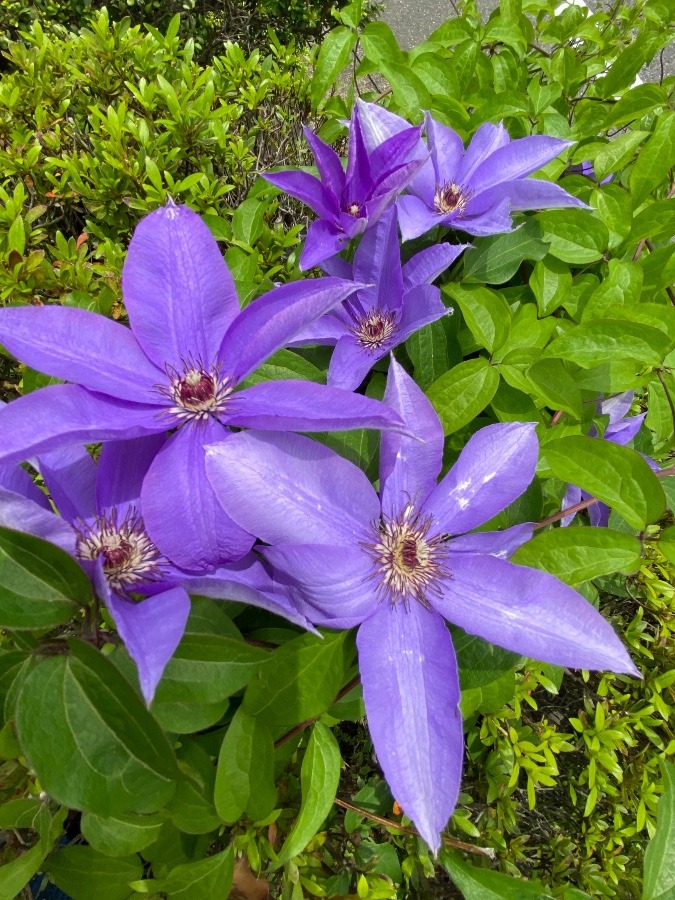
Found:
[427,358,500,435]
[461,670,516,717]
[411,52,460,98]
[0,808,65,900]
[201,214,232,242]
[154,845,234,899]
[0,526,88,629]
[453,631,520,690]
[512,528,642,585]
[15,641,177,816]
[595,32,667,98]
[311,27,356,110]
[443,849,549,898]
[581,260,643,321]
[7,216,25,256]
[543,436,665,530]
[166,740,220,835]
[444,284,511,353]
[153,634,269,705]
[643,760,675,900]
[603,83,667,130]
[273,722,341,868]
[243,630,354,727]
[545,320,671,368]
[629,112,675,206]
[592,184,633,250]
[359,21,405,68]
[525,358,582,419]
[214,707,276,824]
[593,131,649,183]
[0,798,44,829]
[462,221,548,285]
[244,348,324,386]
[530,255,572,316]
[537,209,608,264]
[44,846,143,900]
[80,810,164,857]
[232,198,266,246]
[658,525,675,567]
[406,319,453,391]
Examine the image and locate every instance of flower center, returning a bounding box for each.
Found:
[434,182,470,215]
[75,509,166,593]
[344,202,362,217]
[351,308,398,351]
[363,504,449,609]
[163,360,234,424]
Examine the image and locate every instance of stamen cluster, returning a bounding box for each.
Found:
[434,182,470,215]
[363,503,449,609]
[351,309,398,350]
[162,360,234,423]
[75,508,165,592]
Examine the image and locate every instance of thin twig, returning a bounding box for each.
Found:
[549,410,564,427]
[274,674,361,749]
[333,798,496,859]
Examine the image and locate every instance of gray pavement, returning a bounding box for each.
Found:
[379,0,672,81]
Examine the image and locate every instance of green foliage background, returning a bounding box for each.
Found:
[0,0,673,897]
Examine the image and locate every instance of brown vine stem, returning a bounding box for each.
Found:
[274,674,361,749]
[333,798,496,860]
[549,410,564,427]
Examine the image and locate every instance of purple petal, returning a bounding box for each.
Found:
[287,312,348,347]
[0,487,76,554]
[560,483,583,528]
[605,413,645,446]
[264,169,339,220]
[353,207,404,309]
[262,542,376,629]
[0,385,163,468]
[178,559,316,633]
[100,573,191,706]
[425,112,464,185]
[141,421,254,572]
[435,554,639,676]
[319,255,353,279]
[397,195,442,242]
[380,358,444,518]
[476,178,589,211]
[456,122,510,186]
[96,435,166,518]
[300,219,351,271]
[218,278,362,384]
[468,136,573,195]
[354,100,412,153]
[455,199,514,237]
[345,111,372,201]
[402,243,468,289]
[398,284,447,334]
[326,336,382,392]
[601,391,634,424]
[304,126,346,200]
[425,422,538,536]
[121,203,239,371]
[357,602,463,854]
[224,380,407,435]
[0,307,162,403]
[38,445,98,522]
[449,523,535,559]
[0,460,49,509]
[588,502,611,528]
[369,127,426,186]
[205,430,379,545]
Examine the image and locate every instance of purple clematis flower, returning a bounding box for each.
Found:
[263,103,426,270]
[0,202,406,573]
[0,435,313,705]
[204,359,638,853]
[287,207,468,390]
[565,161,613,185]
[353,102,587,241]
[562,392,659,527]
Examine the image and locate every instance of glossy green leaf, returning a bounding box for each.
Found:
[44,846,143,900]
[244,348,324,386]
[461,670,516,718]
[0,526,88,630]
[244,629,353,727]
[427,358,500,435]
[445,283,511,353]
[165,739,220,835]
[526,358,582,419]
[462,221,548,285]
[658,525,675,567]
[543,436,665,530]
[81,810,164,857]
[273,722,341,868]
[603,83,667,130]
[406,319,453,390]
[443,850,551,898]
[512,528,642,585]
[232,197,265,246]
[595,32,666,98]
[630,112,675,206]
[411,52,460,97]
[594,130,650,182]
[537,209,608,264]
[153,634,268,705]
[16,641,177,816]
[453,630,520,691]
[545,320,671,368]
[214,707,276,824]
[311,26,356,110]
[152,845,234,899]
[643,760,675,900]
[0,808,65,900]
[530,255,572,316]
[581,260,642,321]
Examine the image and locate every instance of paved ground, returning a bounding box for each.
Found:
[379,0,673,81]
